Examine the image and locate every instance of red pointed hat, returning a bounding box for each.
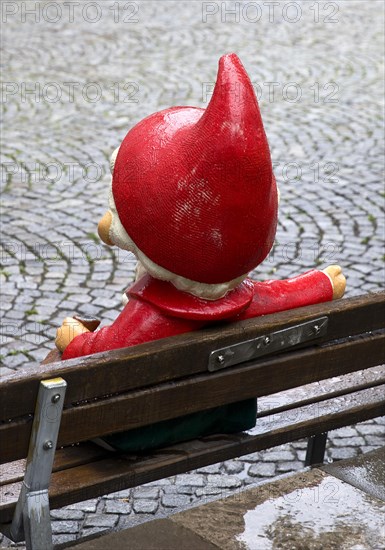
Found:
[112,53,278,285]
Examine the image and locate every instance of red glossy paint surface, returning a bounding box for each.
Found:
[61,53,335,364]
[129,274,254,320]
[62,272,333,360]
[113,53,278,284]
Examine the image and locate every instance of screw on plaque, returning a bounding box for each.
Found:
[263,336,270,345]
[51,394,61,403]
[43,440,53,450]
[217,355,225,365]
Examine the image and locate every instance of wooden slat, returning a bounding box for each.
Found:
[1,292,384,422]
[257,365,385,418]
[3,368,382,487]
[4,370,381,483]
[1,383,384,524]
[0,443,108,487]
[0,460,26,487]
[1,331,384,464]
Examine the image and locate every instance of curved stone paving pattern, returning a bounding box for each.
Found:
[1,1,384,546]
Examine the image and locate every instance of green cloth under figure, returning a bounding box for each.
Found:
[101,399,257,453]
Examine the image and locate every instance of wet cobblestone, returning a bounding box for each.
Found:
[1,0,384,546]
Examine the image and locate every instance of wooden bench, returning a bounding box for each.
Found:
[1,292,384,549]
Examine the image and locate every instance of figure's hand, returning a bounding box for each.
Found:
[323,265,346,300]
[55,317,90,352]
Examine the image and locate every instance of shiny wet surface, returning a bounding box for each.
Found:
[237,475,385,549]
[322,446,385,501]
[171,449,385,550]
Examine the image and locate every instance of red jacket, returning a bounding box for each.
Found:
[62,270,332,360]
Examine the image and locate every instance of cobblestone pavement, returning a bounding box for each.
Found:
[1,0,384,547]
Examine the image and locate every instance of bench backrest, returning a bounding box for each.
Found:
[1,292,384,465]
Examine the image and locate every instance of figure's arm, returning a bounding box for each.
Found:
[57,297,203,360]
[238,266,345,320]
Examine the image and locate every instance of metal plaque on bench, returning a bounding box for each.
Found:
[208,317,328,371]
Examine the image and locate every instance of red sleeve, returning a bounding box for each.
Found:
[62,297,202,361]
[238,270,333,320]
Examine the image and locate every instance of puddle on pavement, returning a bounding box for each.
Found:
[236,476,385,550]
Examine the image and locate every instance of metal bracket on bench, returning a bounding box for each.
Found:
[208,316,328,371]
[305,432,328,466]
[10,377,67,550]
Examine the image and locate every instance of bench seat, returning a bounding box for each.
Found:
[1,365,384,525]
[1,292,384,548]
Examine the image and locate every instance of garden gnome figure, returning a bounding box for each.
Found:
[56,53,345,451]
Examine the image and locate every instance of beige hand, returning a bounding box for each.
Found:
[55,317,90,352]
[323,265,346,300]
